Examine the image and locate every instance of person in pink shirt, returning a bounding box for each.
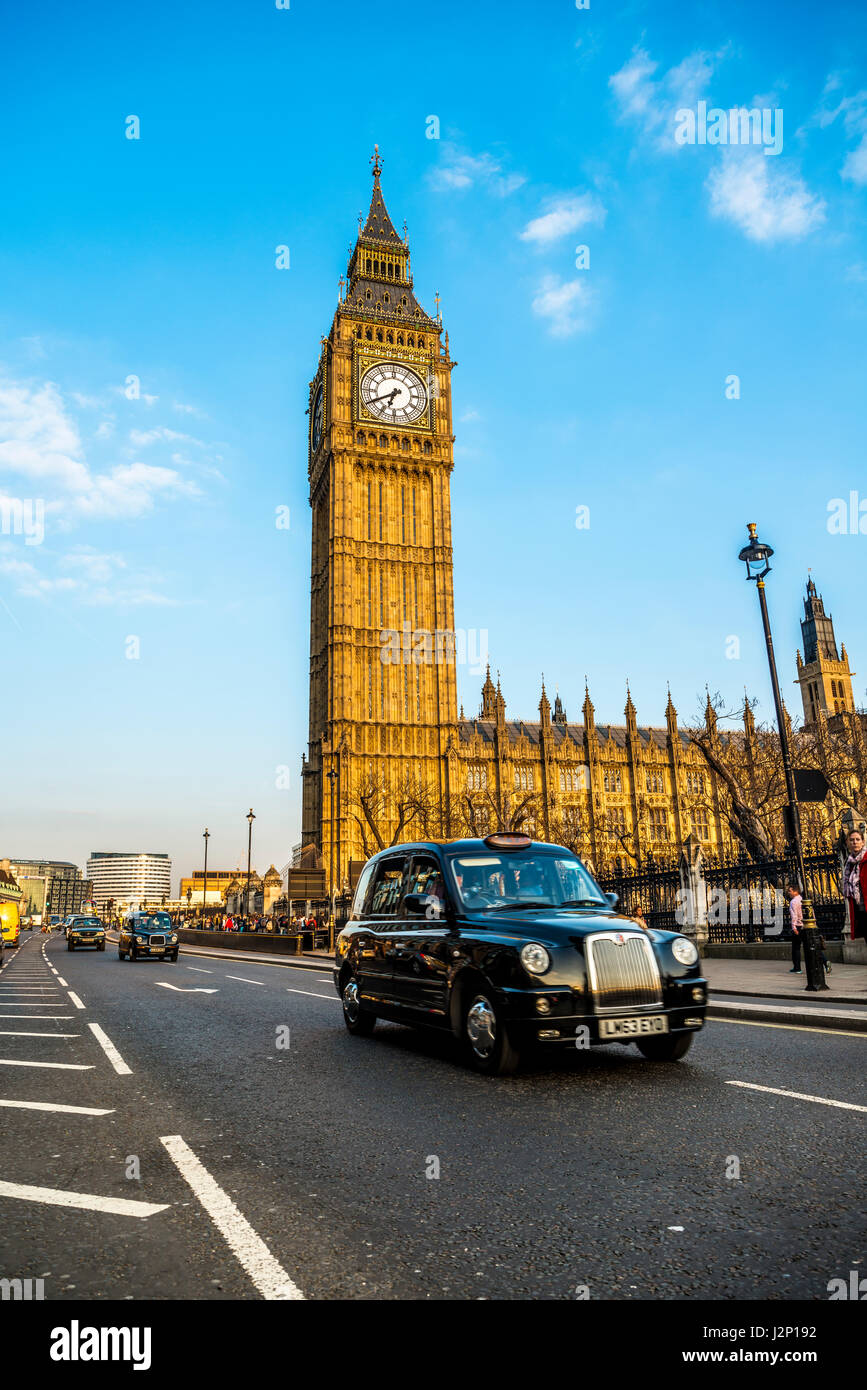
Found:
[785,885,804,973]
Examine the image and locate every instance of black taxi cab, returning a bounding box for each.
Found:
[66,917,106,951]
[118,911,179,962]
[334,834,707,1075]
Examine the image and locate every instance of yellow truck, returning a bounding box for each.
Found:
[0,899,20,950]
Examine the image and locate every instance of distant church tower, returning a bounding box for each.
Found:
[795,577,855,725]
[301,149,458,879]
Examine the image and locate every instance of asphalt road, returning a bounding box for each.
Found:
[1,930,864,1301]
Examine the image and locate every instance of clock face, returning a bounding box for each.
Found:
[360,363,428,424]
[311,385,323,451]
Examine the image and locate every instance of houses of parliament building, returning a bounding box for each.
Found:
[300,152,861,888]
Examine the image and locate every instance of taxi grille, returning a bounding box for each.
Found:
[148,935,166,947]
[586,933,663,1013]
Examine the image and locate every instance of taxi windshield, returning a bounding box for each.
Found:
[447,850,607,911]
[138,915,171,930]
[76,919,102,928]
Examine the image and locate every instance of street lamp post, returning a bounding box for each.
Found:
[245,809,256,920]
[738,523,828,991]
[327,767,337,932]
[202,828,210,928]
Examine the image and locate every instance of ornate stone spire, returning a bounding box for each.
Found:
[582,679,595,733]
[539,677,551,725]
[480,664,497,719]
[625,681,637,732]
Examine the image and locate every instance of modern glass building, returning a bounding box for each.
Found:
[86,852,172,909]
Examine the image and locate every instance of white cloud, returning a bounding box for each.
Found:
[843,134,867,186]
[520,192,606,246]
[707,151,826,242]
[172,400,207,418]
[0,377,200,522]
[428,146,525,196]
[609,46,720,152]
[531,276,594,337]
[129,426,203,448]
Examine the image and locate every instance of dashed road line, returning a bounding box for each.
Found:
[226,976,266,986]
[0,1180,169,1218]
[87,1022,132,1075]
[67,991,85,1010]
[726,1080,867,1113]
[160,1135,304,1300]
[285,987,339,1002]
[0,1098,114,1115]
[0,1058,94,1070]
[0,1031,80,1038]
[0,1014,74,1020]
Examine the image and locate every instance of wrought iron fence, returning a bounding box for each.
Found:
[596,839,847,942]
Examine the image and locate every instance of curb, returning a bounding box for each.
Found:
[105,932,334,976]
[708,985,867,1008]
[708,999,867,1033]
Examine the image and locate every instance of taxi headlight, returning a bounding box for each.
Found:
[672,936,699,966]
[135,936,146,944]
[520,942,551,975]
[170,935,178,944]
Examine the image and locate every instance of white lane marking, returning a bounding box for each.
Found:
[0,1059,93,1070]
[0,1031,80,1038]
[0,1180,168,1218]
[160,1135,303,1300]
[155,983,219,994]
[56,976,68,986]
[726,1080,867,1113]
[185,967,213,974]
[0,1003,65,1008]
[285,987,339,1001]
[0,1014,74,1020]
[714,1017,867,1039]
[87,1022,132,1076]
[0,1098,114,1115]
[67,992,85,1010]
[226,976,266,986]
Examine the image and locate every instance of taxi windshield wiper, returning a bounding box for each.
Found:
[485,900,556,912]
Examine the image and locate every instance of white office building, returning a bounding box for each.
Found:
[86,852,172,909]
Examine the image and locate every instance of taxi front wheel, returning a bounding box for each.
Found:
[636,1032,693,1062]
[342,976,376,1036]
[463,990,521,1076]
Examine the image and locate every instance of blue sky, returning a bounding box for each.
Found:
[1,0,866,888]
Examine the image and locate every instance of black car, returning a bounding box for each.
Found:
[66,918,106,951]
[334,834,707,1075]
[118,911,179,962]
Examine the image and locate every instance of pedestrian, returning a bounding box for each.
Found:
[632,905,648,929]
[785,885,803,974]
[843,828,867,945]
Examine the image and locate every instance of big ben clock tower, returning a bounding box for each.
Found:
[301,149,459,883]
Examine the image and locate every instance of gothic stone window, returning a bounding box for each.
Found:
[649,808,669,840]
[603,770,623,793]
[559,768,581,792]
[514,767,535,791]
[646,771,665,794]
[467,766,487,791]
[691,806,709,839]
[686,771,706,795]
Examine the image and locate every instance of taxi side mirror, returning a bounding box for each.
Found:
[605,892,619,910]
[402,893,432,917]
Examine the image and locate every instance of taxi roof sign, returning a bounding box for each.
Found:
[483,833,532,850]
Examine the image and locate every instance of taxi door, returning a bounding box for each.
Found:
[390,855,451,1017]
[357,853,408,1006]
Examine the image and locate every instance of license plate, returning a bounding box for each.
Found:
[599,1014,669,1038]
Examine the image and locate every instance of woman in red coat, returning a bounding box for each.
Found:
[842,829,867,941]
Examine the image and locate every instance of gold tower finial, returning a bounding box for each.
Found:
[371,144,383,177]
[747,521,757,539]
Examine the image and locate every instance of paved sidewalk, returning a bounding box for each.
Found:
[705,956,867,1005]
